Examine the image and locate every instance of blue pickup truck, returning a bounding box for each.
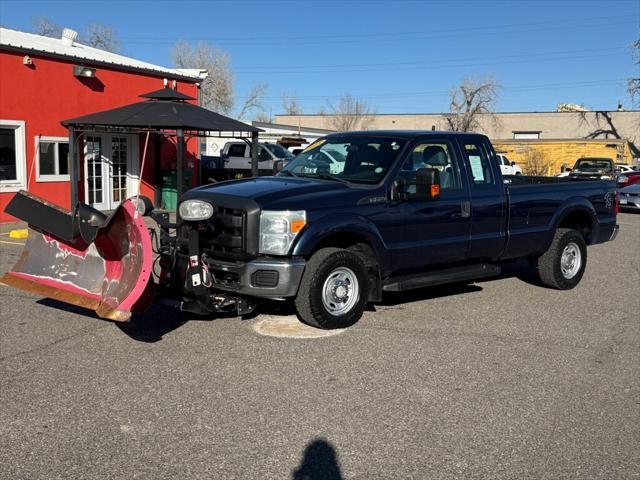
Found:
[162,131,618,329]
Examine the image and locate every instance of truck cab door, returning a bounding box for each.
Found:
[389,139,472,272]
[258,147,273,171]
[225,143,250,170]
[461,138,506,261]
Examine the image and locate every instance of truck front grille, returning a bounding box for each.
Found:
[207,207,246,257]
[181,207,247,259]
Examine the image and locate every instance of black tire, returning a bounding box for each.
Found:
[295,247,369,329]
[537,228,587,290]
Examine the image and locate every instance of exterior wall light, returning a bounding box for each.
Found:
[73,65,96,78]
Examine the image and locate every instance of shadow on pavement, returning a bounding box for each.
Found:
[292,438,343,480]
[379,282,483,307]
[491,258,546,287]
[36,259,545,343]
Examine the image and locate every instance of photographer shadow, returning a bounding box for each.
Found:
[292,438,343,480]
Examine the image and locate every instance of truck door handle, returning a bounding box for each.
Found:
[461,200,471,218]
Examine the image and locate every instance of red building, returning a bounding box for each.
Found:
[0,27,207,223]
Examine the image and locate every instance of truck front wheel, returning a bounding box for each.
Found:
[295,248,369,329]
[537,228,587,290]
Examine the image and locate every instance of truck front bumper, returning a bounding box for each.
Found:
[204,257,306,298]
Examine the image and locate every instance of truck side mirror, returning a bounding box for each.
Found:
[511,161,517,166]
[392,168,440,201]
[415,167,441,199]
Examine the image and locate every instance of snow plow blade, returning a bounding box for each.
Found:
[1,191,154,322]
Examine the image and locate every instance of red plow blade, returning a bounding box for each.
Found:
[2,191,154,321]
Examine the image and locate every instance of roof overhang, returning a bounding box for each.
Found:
[0,44,204,83]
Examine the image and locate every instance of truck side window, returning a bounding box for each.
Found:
[401,143,460,190]
[464,143,494,185]
[227,144,247,157]
[258,147,271,161]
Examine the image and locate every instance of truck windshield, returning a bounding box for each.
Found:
[265,143,294,159]
[573,159,613,172]
[281,136,406,183]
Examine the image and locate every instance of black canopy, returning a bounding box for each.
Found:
[62,87,262,207]
[62,87,261,134]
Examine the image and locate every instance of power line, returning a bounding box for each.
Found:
[233,52,630,75]
[119,15,631,42]
[233,46,628,72]
[233,46,628,73]
[249,79,626,104]
[120,18,636,46]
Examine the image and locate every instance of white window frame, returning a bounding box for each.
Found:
[0,120,27,192]
[512,131,541,140]
[35,136,70,182]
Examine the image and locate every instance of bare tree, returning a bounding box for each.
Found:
[254,111,274,123]
[31,16,62,38]
[628,38,640,106]
[521,149,554,176]
[282,92,304,115]
[580,111,639,158]
[236,83,268,120]
[172,41,234,115]
[83,23,119,52]
[445,76,501,132]
[326,94,376,131]
[31,17,119,52]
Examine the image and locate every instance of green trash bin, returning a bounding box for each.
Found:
[160,171,193,211]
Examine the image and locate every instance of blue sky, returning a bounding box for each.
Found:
[1,0,638,115]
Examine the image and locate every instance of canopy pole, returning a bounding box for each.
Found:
[154,134,161,208]
[68,126,78,208]
[134,131,151,219]
[176,128,185,212]
[251,131,259,177]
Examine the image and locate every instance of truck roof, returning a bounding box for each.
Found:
[325,130,486,139]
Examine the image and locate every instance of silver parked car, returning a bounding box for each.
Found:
[619,183,640,211]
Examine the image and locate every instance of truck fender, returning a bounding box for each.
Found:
[292,213,389,272]
[549,197,599,245]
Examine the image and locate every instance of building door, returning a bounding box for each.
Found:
[84,134,139,211]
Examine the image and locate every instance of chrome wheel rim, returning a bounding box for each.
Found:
[560,242,582,279]
[321,267,359,316]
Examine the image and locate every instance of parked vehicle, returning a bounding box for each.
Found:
[619,183,640,211]
[299,147,346,175]
[615,163,637,174]
[220,141,294,176]
[496,154,523,175]
[556,157,616,179]
[2,131,619,330]
[617,170,640,188]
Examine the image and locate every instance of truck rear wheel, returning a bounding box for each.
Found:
[295,248,369,329]
[537,228,587,290]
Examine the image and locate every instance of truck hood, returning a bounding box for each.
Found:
[182,176,365,210]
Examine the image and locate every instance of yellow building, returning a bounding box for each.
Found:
[491,138,633,176]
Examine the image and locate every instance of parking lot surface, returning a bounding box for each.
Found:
[1,213,638,479]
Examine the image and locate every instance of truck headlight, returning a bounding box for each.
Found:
[259,210,306,255]
[179,200,213,221]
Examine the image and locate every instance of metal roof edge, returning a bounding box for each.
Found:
[0,44,202,82]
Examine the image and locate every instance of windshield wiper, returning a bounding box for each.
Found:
[311,174,351,185]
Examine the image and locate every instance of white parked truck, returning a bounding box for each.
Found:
[221,141,294,176]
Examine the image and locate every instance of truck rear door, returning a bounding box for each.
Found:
[459,137,507,261]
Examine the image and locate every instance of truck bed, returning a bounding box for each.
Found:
[501,175,617,260]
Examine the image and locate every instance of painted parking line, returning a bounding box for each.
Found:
[0,240,25,246]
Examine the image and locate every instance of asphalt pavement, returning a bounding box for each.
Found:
[0,213,638,479]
